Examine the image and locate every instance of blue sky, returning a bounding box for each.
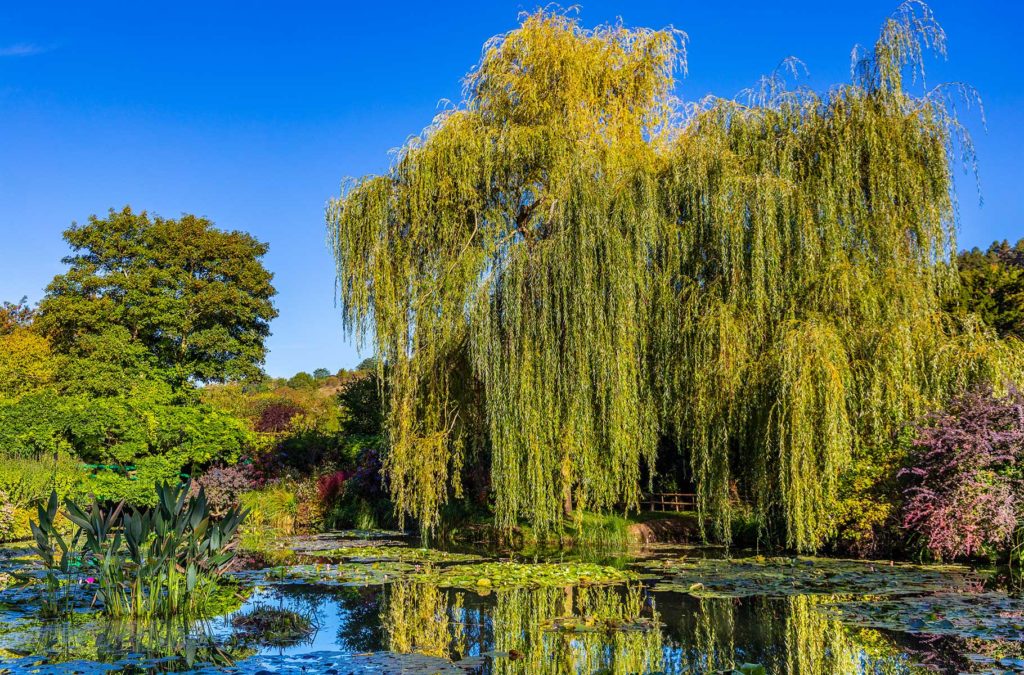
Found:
[0,1,1020,377]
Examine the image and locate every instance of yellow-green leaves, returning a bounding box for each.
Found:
[328,6,1018,551]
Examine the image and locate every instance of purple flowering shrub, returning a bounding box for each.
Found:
[192,464,256,517]
[900,386,1024,560]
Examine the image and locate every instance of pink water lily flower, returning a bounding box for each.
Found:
[85,577,95,584]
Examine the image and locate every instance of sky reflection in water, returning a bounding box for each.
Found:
[0,538,1021,674]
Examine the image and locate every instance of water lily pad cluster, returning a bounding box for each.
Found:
[314,545,484,564]
[823,592,1024,641]
[283,533,406,554]
[271,561,417,586]
[644,556,980,598]
[411,562,638,592]
[231,604,315,646]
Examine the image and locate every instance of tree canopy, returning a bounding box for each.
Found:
[954,239,1024,340]
[38,206,278,384]
[328,4,1021,549]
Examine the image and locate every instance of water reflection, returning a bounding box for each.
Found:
[660,595,933,674]
[0,613,253,671]
[0,570,1018,673]
[373,583,944,674]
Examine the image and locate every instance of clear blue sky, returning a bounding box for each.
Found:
[0,1,1020,377]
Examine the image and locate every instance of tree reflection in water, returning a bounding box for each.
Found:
[377,582,954,675]
[2,576,1019,673]
[382,581,662,674]
[662,594,931,675]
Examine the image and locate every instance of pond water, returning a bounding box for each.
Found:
[0,532,1022,674]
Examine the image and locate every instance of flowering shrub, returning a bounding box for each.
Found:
[192,464,256,516]
[900,386,1024,560]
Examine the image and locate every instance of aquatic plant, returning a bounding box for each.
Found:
[900,386,1024,560]
[314,544,483,564]
[278,560,416,586]
[327,3,1020,552]
[32,481,248,618]
[28,491,84,617]
[231,604,315,646]
[411,561,638,592]
[645,555,977,598]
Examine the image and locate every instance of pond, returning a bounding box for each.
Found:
[0,532,1022,674]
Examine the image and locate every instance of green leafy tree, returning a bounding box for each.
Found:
[313,367,331,381]
[0,298,35,336]
[337,372,383,437]
[0,325,253,504]
[0,329,57,399]
[38,207,278,383]
[328,6,1022,548]
[286,371,316,389]
[355,357,377,372]
[955,239,1024,340]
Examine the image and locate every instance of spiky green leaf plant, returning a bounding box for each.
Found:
[328,3,1022,550]
[32,482,248,618]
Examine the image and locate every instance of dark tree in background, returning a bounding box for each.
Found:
[956,239,1024,341]
[37,206,278,384]
[337,373,383,437]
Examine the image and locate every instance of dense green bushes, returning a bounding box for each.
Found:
[0,209,275,516]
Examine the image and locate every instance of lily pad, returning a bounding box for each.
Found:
[645,556,981,598]
[824,592,1024,641]
[312,545,484,564]
[411,561,638,592]
[270,561,417,586]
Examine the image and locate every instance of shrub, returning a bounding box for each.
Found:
[192,464,255,516]
[317,470,348,505]
[0,453,82,508]
[255,401,303,433]
[82,455,182,507]
[0,491,15,542]
[901,386,1024,560]
[239,486,297,551]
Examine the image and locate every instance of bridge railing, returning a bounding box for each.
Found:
[640,492,698,512]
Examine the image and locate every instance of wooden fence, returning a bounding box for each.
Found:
[640,492,698,512]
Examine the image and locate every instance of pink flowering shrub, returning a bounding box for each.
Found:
[900,386,1024,560]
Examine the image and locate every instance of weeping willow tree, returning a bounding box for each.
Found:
[329,2,1021,550]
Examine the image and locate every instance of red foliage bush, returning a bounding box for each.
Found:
[900,385,1024,560]
[256,401,303,433]
[317,470,349,505]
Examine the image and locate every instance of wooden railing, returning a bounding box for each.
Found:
[640,492,698,512]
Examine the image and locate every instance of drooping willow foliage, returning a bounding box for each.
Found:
[328,3,1021,550]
